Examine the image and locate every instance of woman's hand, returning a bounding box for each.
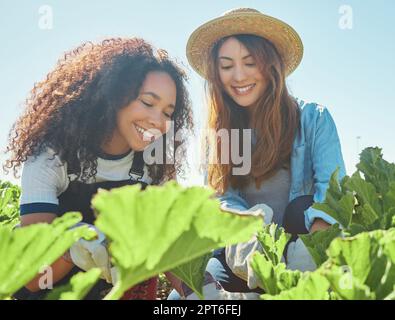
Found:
[309,218,331,233]
[69,224,113,283]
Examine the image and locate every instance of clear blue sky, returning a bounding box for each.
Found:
[1,0,394,184]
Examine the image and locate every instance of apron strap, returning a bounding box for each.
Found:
[128,151,145,181]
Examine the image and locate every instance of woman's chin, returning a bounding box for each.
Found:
[235,100,256,108]
[230,95,258,108]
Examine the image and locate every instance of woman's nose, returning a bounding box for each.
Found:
[148,110,166,133]
[232,65,247,82]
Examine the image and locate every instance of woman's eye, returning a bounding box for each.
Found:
[246,63,256,67]
[164,112,172,118]
[220,66,232,70]
[141,100,153,107]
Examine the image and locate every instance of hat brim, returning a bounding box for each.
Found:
[186,12,304,79]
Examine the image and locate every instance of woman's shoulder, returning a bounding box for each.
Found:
[24,147,66,170]
[295,98,337,132]
[296,99,329,120]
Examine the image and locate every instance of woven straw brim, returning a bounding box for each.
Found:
[186,12,304,79]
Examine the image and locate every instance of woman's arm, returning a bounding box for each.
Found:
[305,105,347,231]
[21,213,75,292]
[310,218,331,232]
[218,187,250,212]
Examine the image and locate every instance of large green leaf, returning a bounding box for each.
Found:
[300,224,342,266]
[0,212,95,299]
[323,265,375,300]
[326,229,395,299]
[92,182,263,300]
[45,268,101,300]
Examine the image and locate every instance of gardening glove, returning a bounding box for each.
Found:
[225,204,274,290]
[182,272,260,300]
[286,238,317,272]
[221,203,273,226]
[69,223,113,283]
[110,266,118,285]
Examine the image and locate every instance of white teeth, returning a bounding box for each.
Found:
[135,125,154,140]
[234,84,255,94]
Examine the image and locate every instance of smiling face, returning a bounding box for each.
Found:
[217,37,268,108]
[102,71,177,154]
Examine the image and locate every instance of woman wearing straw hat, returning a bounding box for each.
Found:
[170,7,346,299]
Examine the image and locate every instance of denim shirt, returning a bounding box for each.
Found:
[218,100,347,230]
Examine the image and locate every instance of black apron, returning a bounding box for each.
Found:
[14,152,149,300]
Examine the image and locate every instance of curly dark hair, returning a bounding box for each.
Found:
[4,37,193,184]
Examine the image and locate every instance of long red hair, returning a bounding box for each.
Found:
[205,34,300,194]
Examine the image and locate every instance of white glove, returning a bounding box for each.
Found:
[224,204,273,290]
[221,203,273,226]
[286,238,317,272]
[69,223,113,283]
[110,267,118,285]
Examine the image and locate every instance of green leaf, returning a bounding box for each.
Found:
[250,253,301,296]
[384,287,395,300]
[45,268,101,300]
[300,224,342,266]
[324,265,375,300]
[345,172,381,227]
[261,272,330,300]
[171,253,212,300]
[347,223,367,237]
[326,229,395,299]
[312,168,354,228]
[383,182,395,212]
[0,213,95,299]
[357,147,395,197]
[381,228,395,263]
[256,224,290,265]
[92,182,263,300]
[382,183,395,229]
[0,182,21,229]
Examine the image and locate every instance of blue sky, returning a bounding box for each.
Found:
[1,0,394,184]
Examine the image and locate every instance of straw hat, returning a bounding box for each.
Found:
[186,8,304,78]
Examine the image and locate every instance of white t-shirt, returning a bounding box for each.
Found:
[20,148,152,215]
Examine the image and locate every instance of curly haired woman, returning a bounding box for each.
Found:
[4,37,193,299]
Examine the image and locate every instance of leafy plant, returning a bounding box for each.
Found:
[0,180,21,229]
[0,213,95,299]
[251,147,395,300]
[301,147,395,267]
[256,224,290,265]
[323,228,395,300]
[45,268,101,300]
[251,252,302,296]
[256,228,395,300]
[261,272,330,300]
[299,224,342,267]
[92,181,263,300]
[313,147,395,234]
[250,224,303,296]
